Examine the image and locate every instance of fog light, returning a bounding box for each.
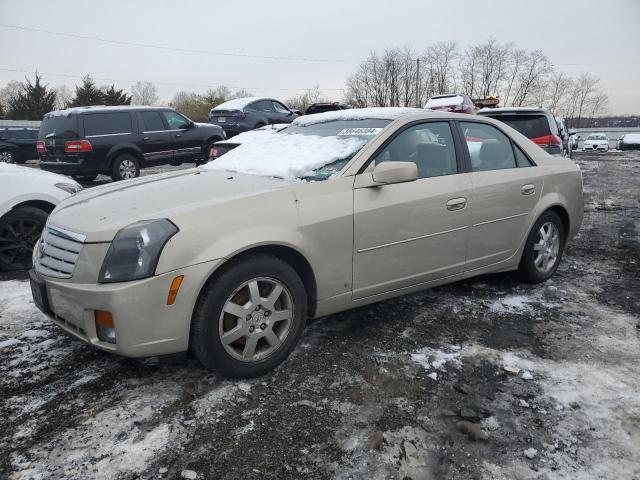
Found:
[95,310,116,344]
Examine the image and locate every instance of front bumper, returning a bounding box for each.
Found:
[32,259,221,358]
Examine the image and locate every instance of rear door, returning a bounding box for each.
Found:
[39,114,80,160]
[353,120,472,300]
[137,110,175,164]
[253,100,277,124]
[457,120,543,272]
[271,100,294,123]
[83,112,135,170]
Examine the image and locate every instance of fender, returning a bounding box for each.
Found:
[106,143,144,168]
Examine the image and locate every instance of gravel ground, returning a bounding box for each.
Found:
[1,151,639,480]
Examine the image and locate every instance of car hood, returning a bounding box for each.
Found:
[0,163,79,185]
[49,168,294,242]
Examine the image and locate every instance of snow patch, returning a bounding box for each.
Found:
[211,97,268,111]
[293,107,422,126]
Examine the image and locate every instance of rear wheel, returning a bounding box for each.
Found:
[190,254,307,378]
[517,211,565,283]
[0,150,16,164]
[0,206,48,271]
[110,154,140,181]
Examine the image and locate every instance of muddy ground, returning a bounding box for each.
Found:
[1,151,639,480]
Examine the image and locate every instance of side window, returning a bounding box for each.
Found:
[374,122,458,179]
[10,129,31,139]
[460,122,517,172]
[272,101,289,114]
[84,113,133,136]
[514,144,532,167]
[162,111,189,130]
[253,100,274,112]
[139,111,166,131]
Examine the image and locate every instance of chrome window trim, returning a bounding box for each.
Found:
[85,132,132,138]
[47,224,87,243]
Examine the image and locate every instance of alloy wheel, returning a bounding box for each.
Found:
[218,277,294,362]
[119,159,137,179]
[533,221,560,273]
[0,218,42,268]
[0,150,15,163]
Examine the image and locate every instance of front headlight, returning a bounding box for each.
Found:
[55,182,83,194]
[98,219,178,283]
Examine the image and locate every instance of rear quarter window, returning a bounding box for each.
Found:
[83,112,133,136]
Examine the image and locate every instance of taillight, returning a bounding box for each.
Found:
[64,140,92,153]
[531,135,562,147]
[36,141,46,154]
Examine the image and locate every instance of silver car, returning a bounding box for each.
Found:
[30,109,583,378]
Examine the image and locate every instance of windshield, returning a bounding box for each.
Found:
[587,134,607,140]
[205,119,390,181]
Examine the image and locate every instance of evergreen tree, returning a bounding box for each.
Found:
[68,75,104,107]
[102,85,131,106]
[7,74,57,120]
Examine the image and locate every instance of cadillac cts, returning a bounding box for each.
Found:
[30,109,583,378]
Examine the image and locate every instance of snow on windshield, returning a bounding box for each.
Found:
[216,124,288,144]
[212,97,268,111]
[588,134,607,140]
[205,132,366,180]
[293,107,422,127]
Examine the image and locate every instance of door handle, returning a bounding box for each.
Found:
[521,184,535,195]
[446,197,467,211]
[175,134,182,138]
[142,136,149,141]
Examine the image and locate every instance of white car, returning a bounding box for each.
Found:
[582,133,609,152]
[0,164,81,270]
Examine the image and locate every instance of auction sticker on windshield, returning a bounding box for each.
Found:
[336,127,383,136]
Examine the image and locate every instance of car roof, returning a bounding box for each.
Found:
[44,105,171,118]
[478,107,551,115]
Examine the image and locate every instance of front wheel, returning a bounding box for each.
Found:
[110,154,140,181]
[517,211,565,283]
[190,254,307,378]
[0,206,49,271]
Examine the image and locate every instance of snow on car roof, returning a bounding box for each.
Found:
[293,107,422,127]
[205,131,367,180]
[44,105,167,117]
[211,97,269,111]
[425,95,464,109]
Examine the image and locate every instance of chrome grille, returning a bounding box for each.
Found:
[35,225,86,278]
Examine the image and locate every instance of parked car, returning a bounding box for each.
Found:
[208,124,290,160]
[555,117,572,158]
[0,163,81,270]
[0,127,39,164]
[617,133,640,150]
[478,107,564,157]
[37,106,225,181]
[30,108,583,378]
[208,97,298,137]
[305,102,352,115]
[582,133,609,152]
[425,94,476,114]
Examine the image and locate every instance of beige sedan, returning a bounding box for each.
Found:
[30,109,583,377]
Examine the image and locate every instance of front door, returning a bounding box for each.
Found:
[137,111,174,165]
[162,111,201,162]
[353,121,471,300]
[457,121,543,272]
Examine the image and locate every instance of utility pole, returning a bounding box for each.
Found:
[415,58,420,108]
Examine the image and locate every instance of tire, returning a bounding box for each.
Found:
[517,211,566,283]
[110,154,140,181]
[0,206,49,271]
[72,174,98,181]
[0,150,16,164]
[190,254,307,378]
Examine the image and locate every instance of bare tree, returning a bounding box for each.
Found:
[500,48,527,106]
[570,73,601,127]
[53,85,72,110]
[459,37,510,100]
[510,50,552,107]
[546,72,573,114]
[286,84,323,112]
[0,81,23,113]
[587,92,609,126]
[131,81,159,106]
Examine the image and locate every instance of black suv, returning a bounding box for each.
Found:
[0,127,39,163]
[304,102,352,115]
[37,106,225,181]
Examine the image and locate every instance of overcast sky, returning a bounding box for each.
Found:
[1,0,639,114]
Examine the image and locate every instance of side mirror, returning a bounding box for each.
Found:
[372,161,418,185]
